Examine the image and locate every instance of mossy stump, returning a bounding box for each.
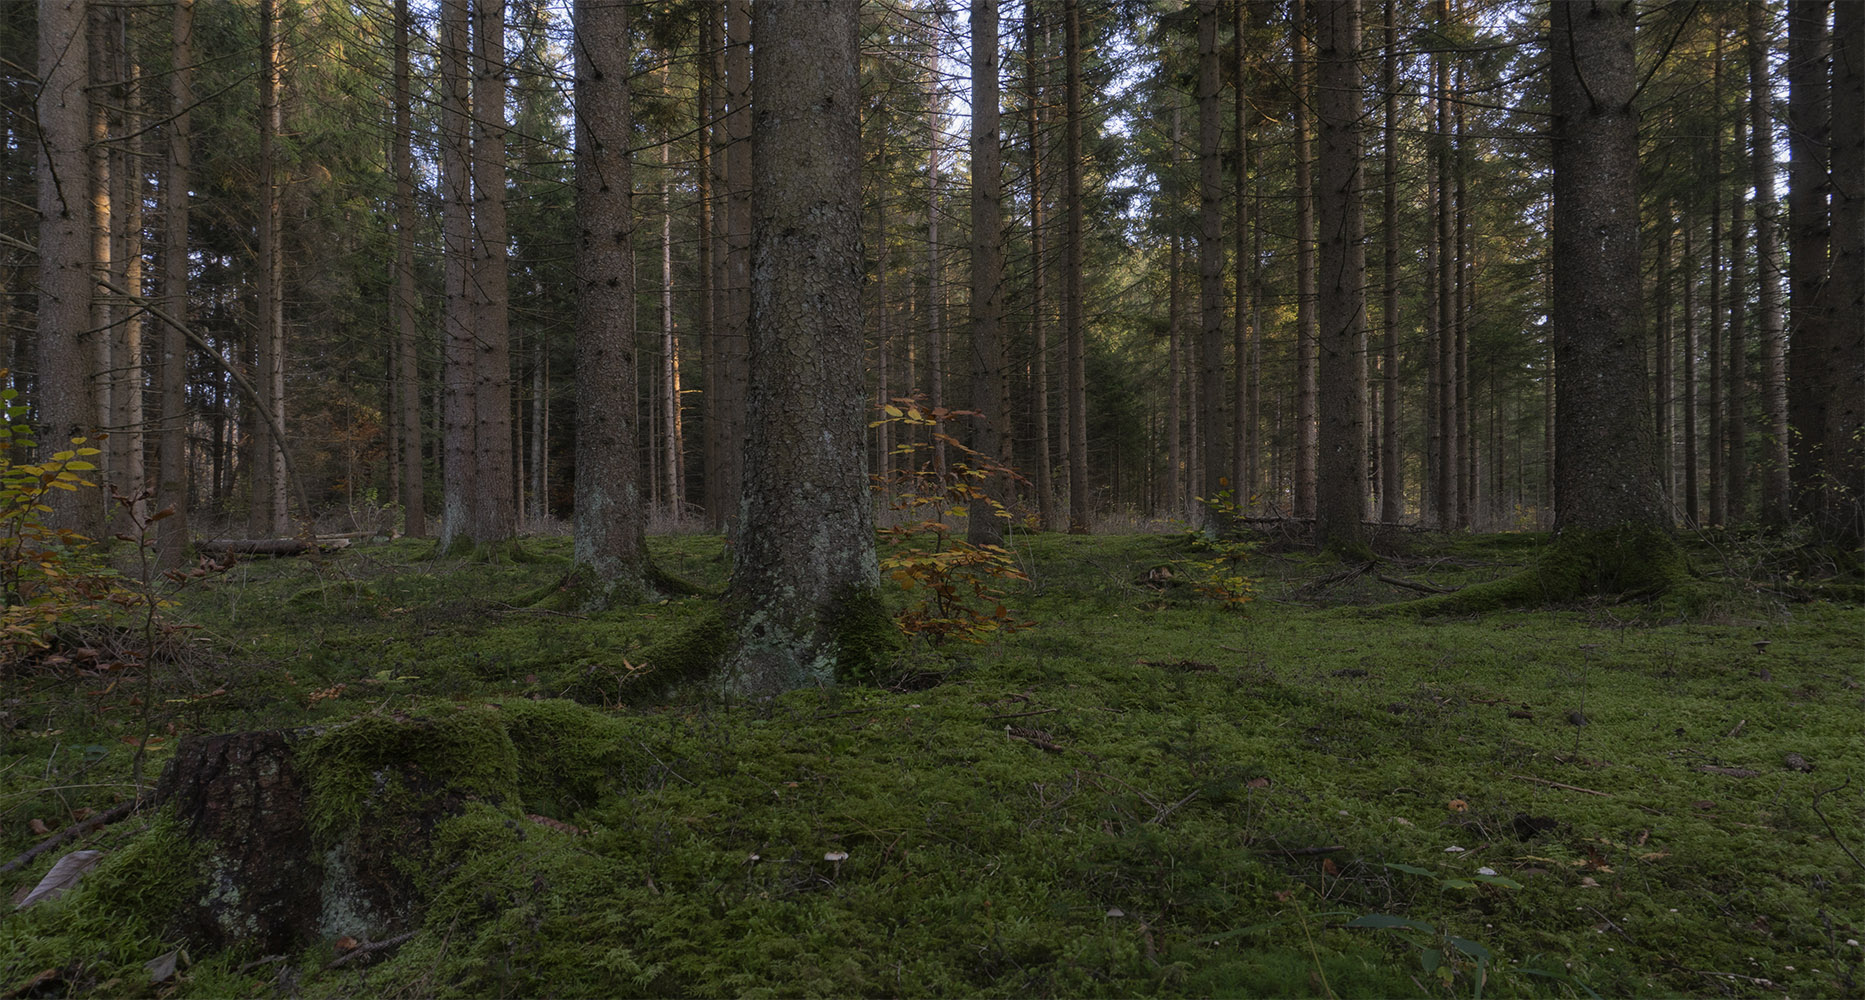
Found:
[152,709,524,955]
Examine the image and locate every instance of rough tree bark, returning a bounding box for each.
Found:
[156,0,193,569]
[966,0,1009,549]
[723,0,885,697]
[1749,1,1792,526]
[394,0,426,538]
[470,0,514,544]
[1314,0,1367,554]
[1025,7,1054,531]
[1292,0,1318,520]
[1064,0,1089,533]
[438,0,478,549]
[1196,0,1225,532]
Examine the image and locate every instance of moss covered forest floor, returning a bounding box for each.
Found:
[2,529,1862,998]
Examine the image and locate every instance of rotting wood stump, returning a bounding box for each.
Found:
[153,711,513,955]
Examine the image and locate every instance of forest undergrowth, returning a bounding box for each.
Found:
[1,528,1861,998]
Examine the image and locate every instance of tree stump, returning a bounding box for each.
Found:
[154,731,321,954]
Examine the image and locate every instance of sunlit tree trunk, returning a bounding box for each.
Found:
[1314,0,1366,553]
[725,0,877,695]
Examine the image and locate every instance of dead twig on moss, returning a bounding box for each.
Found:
[325,931,418,970]
[1510,774,1611,797]
[0,797,142,875]
[1810,778,1865,874]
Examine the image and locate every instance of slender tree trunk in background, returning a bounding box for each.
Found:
[1787,0,1831,529]
[1824,0,1863,541]
[662,137,684,519]
[1423,169,1441,522]
[106,8,143,523]
[1549,0,1665,535]
[1232,0,1251,508]
[1196,0,1225,531]
[250,0,286,537]
[393,0,426,538]
[700,2,723,522]
[1682,222,1699,526]
[1064,0,1089,534]
[717,0,751,532]
[967,0,1008,548]
[1728,156,1749,524]
[1709,34,1726,525]
[1432,0,1455,529]
[1655,211,1674,504]
[1167,106,1183,518]
[438,0,477,549]
[1314,0,1366,554]
[875,130,892,483]
[1749,2,1791,525]
[1026,11,1054,531]
[470,0,514,543]
[571,0,646,599]
[1453,64,1471,528]
[925,41,946,481]
[726,0,877,696]
[1379,0,1401,524]
[87,6,112,518]
[1292,0,1317,520]
[157,0,193,568]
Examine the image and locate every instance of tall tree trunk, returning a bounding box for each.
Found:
[106,7,142,524]
[1292,0,1317,519]
[156,0,193,568]
[1709,33,1726,525]
[252,0,287,538]
[470,0,513,543]
[571,0,645,600]
[1379,0,1401,524]
[925,52,946,479]
[1064,0,1089,533]
[1655,209,1674,505]
[1314,0,1366,553]
[1167,106,1183,519]
[1749,1,1791,526]
[37,0,97,534]
[1824,0,1863,541]
[967,0,1008,548]
[393,0,425,538]
[719,0,751,533]
[1683,221,1699,526]
[1786,0,1831,529]
[1727,106,1749,524]
[725,0,878,695]
[699,2,723,522]
[1432,0,1455,529]
[662,138,684,521]
[1196,0,1226,531]
[1232,0,1252,508]
[1549,0,1665,535]
[1453,60,1471,528]
[438,0,477,549]
[87,5,112,519]
[1025,9,1054,531]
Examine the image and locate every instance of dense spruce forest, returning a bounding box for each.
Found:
[1,0,1862,997]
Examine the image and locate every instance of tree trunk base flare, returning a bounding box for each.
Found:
[526,562,710,614]
[1388,526,1696,616]
[721,587,901,698]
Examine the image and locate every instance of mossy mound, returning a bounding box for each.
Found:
[1395,525,1692,616]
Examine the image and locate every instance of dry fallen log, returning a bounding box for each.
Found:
[196,537,352,557]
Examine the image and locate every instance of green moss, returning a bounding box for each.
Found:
[826,585,902,684]
[1395,525,1693,616]
[296,706,521,843]
[0,816,207,994]
[497,699,651,817]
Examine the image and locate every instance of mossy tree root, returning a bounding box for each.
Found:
[1391,526,1693,616]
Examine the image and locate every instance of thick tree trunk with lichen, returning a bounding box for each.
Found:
[723,0,885,697]
[1550,0,1665,536]
[568,0,647,606]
